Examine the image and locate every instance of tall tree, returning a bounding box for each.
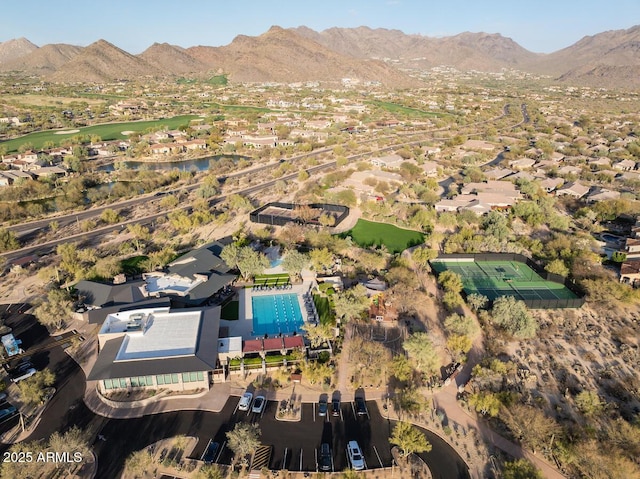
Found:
[48,426,91,476]
[332,285,369,323]
[34,289,74,331]
[17,370,55,407]
[281,250,309,280]
[301,323,334,349]
[502,459,543,479]
[403,333,440,376]
[491,296,537,339]
[390,421,432,457]
[236,248,270,281]
[0,228,20,252]
[437,270,463,294]
[309,247,335,272]
[226,423,261,465]
[124,450,154,479]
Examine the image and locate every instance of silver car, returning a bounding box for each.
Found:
[238,392,253,411]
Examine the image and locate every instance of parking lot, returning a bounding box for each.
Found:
[189,396,389,472]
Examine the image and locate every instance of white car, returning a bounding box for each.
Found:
[238,392,253,411]
[347,440,365,471]
[10,367,36,383]
[251,395,266,414]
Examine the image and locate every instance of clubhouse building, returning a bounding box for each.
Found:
[88,306,222,393]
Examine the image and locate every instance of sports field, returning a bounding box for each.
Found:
[431,259,578,302]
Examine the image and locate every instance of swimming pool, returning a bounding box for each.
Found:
[252,294,304,336]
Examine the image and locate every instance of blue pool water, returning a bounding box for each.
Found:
[252,294,304,336]
[270,258,283,268]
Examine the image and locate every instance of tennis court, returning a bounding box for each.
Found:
[431,259,579,303]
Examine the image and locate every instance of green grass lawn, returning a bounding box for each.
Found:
[253,273,291,286]
[120,255,148,276]
[1,115,198,153]
[341,219,424,254]
[221,301,239,320]
[313,294,335,326]
[367,100,448,119]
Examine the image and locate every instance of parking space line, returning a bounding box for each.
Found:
[215,441,226,463]
[200,438,212,461]
[282,448,288,470]
[340,408,344,421]
[314,447,318,472]
[299,449,303,471]
[313,402,316,421]
[350,401,356,417]
[373,445,384,468]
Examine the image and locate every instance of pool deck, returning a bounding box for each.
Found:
[221,280,316,340]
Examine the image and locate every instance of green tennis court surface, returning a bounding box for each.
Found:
[431,260,578,302]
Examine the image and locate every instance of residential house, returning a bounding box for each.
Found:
[182,139,208,151]
[370,154,404,169]
[434,189,518,214]
[30,166,67,179]
[342,170,404,202]
[150,143,182,155]
[242,135,278,149]
[509,158,536,170]
[586,188,621,203]
[507,171,535,182]
[0,170,33,185]
[420,161,439,177]
[461,181,520,201]
[304,119,332,130]
[461,140,496,151]
[588,157,611,169]
[616,171,640,182]
[557,165,582,176]
[620,260,640,286]
[555,181,590,199]
[290,129,329,142]
[613,159,636,171]
[539,178,564,193]
[484,168,513,180]
[625,238,640,259]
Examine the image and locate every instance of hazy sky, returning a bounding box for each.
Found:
[2,0,639,54]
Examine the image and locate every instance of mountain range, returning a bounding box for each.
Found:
[0,25,639,88]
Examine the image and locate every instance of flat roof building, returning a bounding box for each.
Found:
[88,306,222,393]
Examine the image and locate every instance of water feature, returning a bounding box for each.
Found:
[97,154,250,172]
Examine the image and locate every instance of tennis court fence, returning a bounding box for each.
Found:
[432,253,586,309]
[250,202,349,227]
